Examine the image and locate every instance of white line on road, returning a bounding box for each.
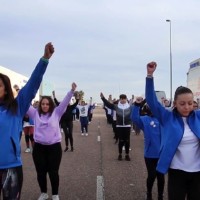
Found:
[97,136,101,142]
[96,175,105,200]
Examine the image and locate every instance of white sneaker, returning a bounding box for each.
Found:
[25,148,31,153]
[38,193,49,200]
[81,133,84,136]
[52,195,59,200]
[85,133,88,136]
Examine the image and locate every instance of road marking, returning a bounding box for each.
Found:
[97,136,101,142]
[96,176,105,200]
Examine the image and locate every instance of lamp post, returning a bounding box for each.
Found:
[166,19,172,101]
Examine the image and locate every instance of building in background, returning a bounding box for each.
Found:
[0,65,53,101]
[187,58,200,100]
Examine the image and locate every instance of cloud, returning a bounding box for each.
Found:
[0,0,200,102]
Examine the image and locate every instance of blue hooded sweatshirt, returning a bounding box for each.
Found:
[0,58,48,169]
[131,105,161,158]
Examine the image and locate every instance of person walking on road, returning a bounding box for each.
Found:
[132,97,165,200]
[0,42,54,200]
[27,82,77,200]
[146,61,200,200]
[100,92,132,161]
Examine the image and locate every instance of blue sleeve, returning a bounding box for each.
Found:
[16,58,48,117]
[131,105,144,129]
[145,77,169,124]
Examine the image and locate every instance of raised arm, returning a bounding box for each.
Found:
[145,62,169,122]
[56,82,77,117]
[131,97,144,129]
[100,92,115,110]
[17,43,55,116]
[52,90,60,106]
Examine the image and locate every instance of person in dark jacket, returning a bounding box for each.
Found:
[53,91,80,152]
[100,92,132,161]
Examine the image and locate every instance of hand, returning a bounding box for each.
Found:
[100,92,104,98]
[71,82,77,91]
[147,61,157,76]
[135,97,143,104]
[74,91,80,100]
[52,90,55,98]
[43,42,54,59]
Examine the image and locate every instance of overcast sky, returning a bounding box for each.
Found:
[1,0,200,103]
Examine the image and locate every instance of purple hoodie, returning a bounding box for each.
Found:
[27,90,74,145]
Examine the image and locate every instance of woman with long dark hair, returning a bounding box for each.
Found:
[0,42,54,199]
[27,83,77,200]
[146,61,200,200]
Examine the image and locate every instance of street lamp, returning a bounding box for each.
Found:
[166,19,172,101]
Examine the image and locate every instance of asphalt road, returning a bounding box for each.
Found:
[20,107,167,200]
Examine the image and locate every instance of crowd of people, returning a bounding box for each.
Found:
[0,42,98,200]
[1,43,200,200]
[100,62,200,200]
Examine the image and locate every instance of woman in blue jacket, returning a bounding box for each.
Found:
[145,61,200,200]
[0,43,54,200]
[132,97,164,200]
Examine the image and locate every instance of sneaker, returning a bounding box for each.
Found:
[71,147,74,152]
[25,148,31,153]
[64,147,68,152]
[85,133,88,136]
[118,154,122,161]
[81,133,84,136]
[52,195,59,200]
[125,155,131,161]
[38,193,49,200]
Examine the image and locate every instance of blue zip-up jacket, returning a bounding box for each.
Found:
[145,77,200,174]
[0,58,48,169]
[131,105,161,158]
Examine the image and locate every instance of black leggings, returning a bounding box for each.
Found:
[144,158,165,197]
[32,142,62,195]
[0,166,23,200]
[117,127,131,154]
[168,168,200,200]
[61,121,73,147]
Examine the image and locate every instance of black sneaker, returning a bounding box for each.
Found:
[118,154,122,161]
[125,155,131,161]
[64,147,69,152]
[71,147,74,152]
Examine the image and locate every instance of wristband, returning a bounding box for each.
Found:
[41,57,49,63]
[147,74,153,78]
